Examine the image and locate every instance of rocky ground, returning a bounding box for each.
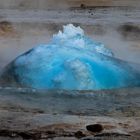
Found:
[0,111,139,140]
[0,88,139,140]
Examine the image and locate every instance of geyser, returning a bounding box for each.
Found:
[0,24,140,90]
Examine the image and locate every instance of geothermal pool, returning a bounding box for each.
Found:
[0,87,140,117]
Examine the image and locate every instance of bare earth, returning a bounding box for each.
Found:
[0,111,140,140]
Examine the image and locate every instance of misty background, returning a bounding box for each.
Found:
[0,0,140,70]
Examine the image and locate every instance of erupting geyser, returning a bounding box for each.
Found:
[0,24,140,90]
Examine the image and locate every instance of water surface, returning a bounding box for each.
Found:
[0,87,139,117]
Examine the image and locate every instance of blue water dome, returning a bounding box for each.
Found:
[0,24,140,90]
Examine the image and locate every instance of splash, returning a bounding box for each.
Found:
[52,24,113,57]
[0,24,140,90]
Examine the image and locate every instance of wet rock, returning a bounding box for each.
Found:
[17,132,34,139]
[0,21,15,36]
[53,137,77,140]
[94,132,131,137]
[0,130,17,138]
[80,136,101,140]
[118,24,140,40]
[86,124,103,133]
[75,131,86,138]
[80,4,86,9]
[120,24,140,33]
[0,130,41,139]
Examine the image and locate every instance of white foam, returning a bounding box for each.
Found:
[52,24,113,56]
[53,24,84,39]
